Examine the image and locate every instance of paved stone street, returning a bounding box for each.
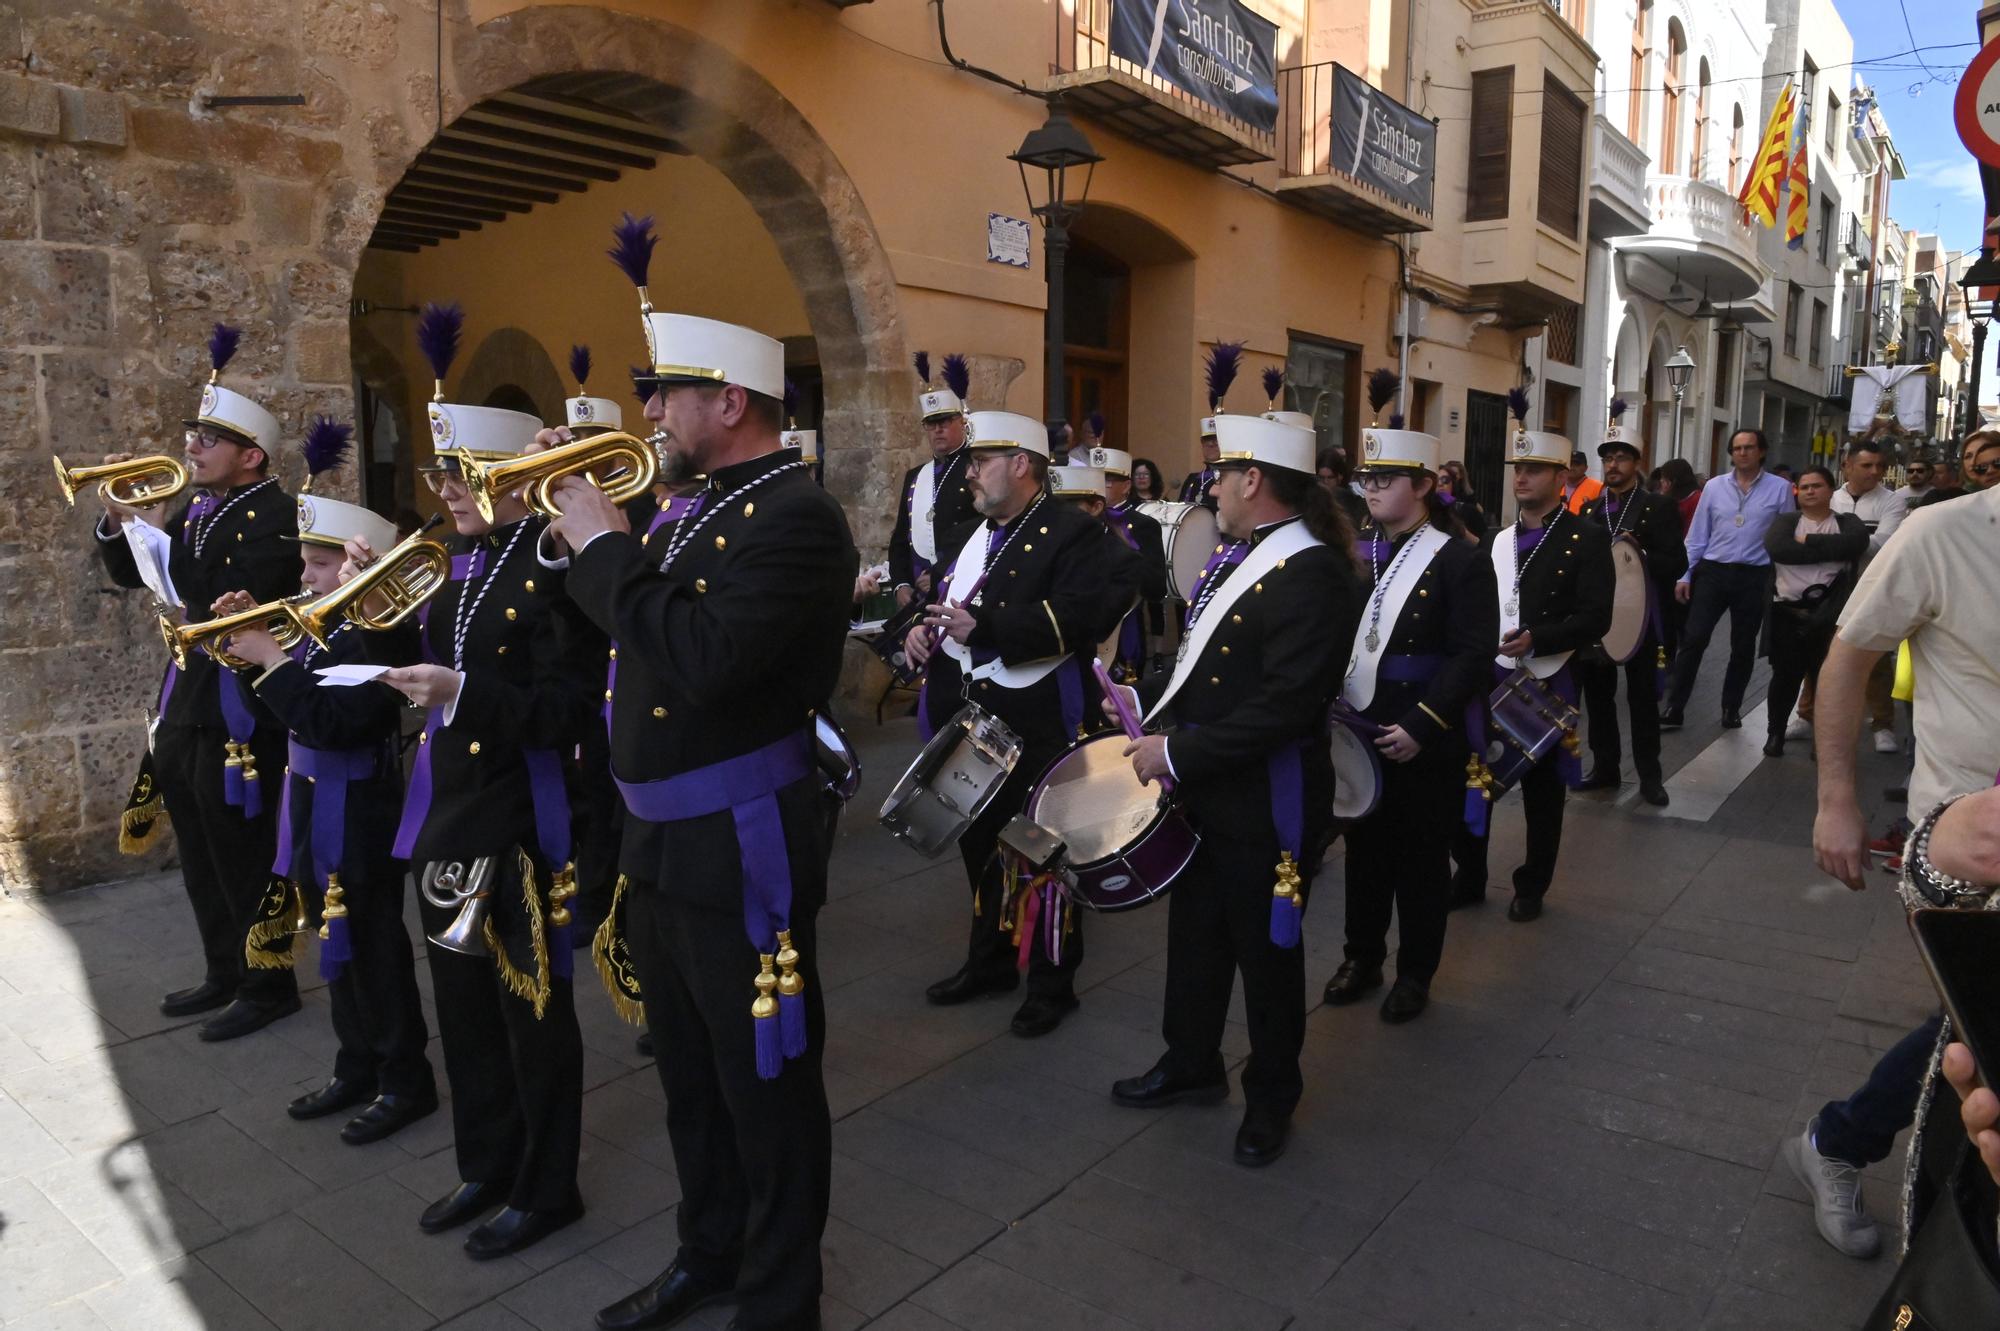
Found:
[0,667,1933,1331]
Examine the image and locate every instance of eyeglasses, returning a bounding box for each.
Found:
[1969,461,2000,479]
[419,468,469,497]
[183,430,242,452]
[1357,472,1414,491]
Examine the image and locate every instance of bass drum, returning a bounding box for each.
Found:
[1022,733,1198,912]
[1136,500,1221,601]
[1591,534,1651,665]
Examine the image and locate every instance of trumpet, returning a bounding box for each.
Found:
[157,594,313,670]
[456,430,658,521]
[292,516,450,645]
[422,857,496,957]
[54,454,190,509]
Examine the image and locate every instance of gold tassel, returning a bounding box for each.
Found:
[751,955,779,1019]
[548,863,577,928]
[1657,645,1668,670]
[317,874,346,940]
[1272,851,1303,911]
[591,875,647,1026]
[485,849,551,1020]
[775,930,804,1002]
[118,795,166,854]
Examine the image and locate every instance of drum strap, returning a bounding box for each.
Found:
[1145,522,1323,724]
[1344,523,1450,710]
[1489,524,1572,679]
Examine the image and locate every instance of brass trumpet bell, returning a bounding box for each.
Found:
[457,431,658,522]
[157,594,313,670]
[292,517,450,647]
[422,858,495,958]
[53,454,190,509]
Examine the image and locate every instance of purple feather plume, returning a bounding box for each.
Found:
[1204,342,1243,412]
[1506,386,1531,423]
[941,353,970,402]
[629,365,655,408]
[302,416,353,479]
[1366,367,1400,415]
[912,350,931,386]
[1607,396,1628,421]
[1262,366,1285,404]
[416,302,463,383]
[569,344,591,388]
[1086,411,1105,440]
[1388,413,1406,430]
[208,323,242,375]
[607,213,657,289]
[783,377,799,419]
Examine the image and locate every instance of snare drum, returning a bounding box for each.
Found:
[814,713,861,801]
[1587,534,1650,665]
[1022,733,1198,912]
[878,703,1023,857]
[1482,668,1580,795]
[1327,704,1384,820]
[1137,500,1221,600]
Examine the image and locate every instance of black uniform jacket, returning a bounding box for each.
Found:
[1137,522,1361,846]
[1577,484,1688,601]
[98,480,303,731]
[1177,468,1219,511]
[567,449,858,899]
[411,516,599,865]
[918,497,1140,758]
[1484,509,1616,661]
[1111,504,1169,603]
[1351,520,1499,751]
[887,446,976,590]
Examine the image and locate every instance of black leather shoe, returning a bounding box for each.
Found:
[636,1030,654,1058]
[197,994,301,1043]
[1321,961,1383,1006]
[595,1258,730,1330]
[1447,882,1487,911]
[465,1201,584,1259]
[1720,708,1742,729]
[1574,766,1621,791]
[1379,976,1429,1024]
[1233,1104,1290,1167]
[341,1092,438,1145]
[288,1077,376,1121]
[1010,993,1078,1038]
[1507,895,1544,923]
[1639,778,1670,807]
[1658,707,1685,731]
[1763,736,1784,757]
[924,967,1019,1006]
[419,1179,510,1234]
[160,979,234,1018]
[1111,1057,1228,1108]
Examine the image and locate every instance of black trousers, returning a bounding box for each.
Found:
[1765,603,1835,741]
[957,754,1083,1001]
[1163,831,1307,1114]
[1451,748,1566,900]
[1578,641,1664,783]
[568,728,623,938]
[626,883,831,1330]
[325,865,434,1099]
[1343,746,1463,983]
[418,857,582,1212]
[153,723,295,1003]
[1667,561,1768,714]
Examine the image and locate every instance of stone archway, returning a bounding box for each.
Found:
[347,8,913,552]
[457,328,566,426]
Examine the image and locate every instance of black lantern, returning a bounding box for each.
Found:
[1011,101,1102,436]
[1959,249,2000,413]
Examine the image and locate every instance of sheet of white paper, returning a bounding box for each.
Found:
[122,521,180,610]
[315,663,391,687]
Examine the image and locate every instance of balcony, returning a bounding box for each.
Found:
[1588,115,1649,239]
[1272,63,1432,235]
[1826,361,1854,404]
[1613,173,1764,303]
[1050,2,1273,170]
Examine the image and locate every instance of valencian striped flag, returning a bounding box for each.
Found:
[1784,130,1810,249]
[1737,80,1796,227]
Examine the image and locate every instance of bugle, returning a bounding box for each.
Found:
[456,430,658,521]
[292,516,450,646]
[158,594,314,670]
[53,454,189,509]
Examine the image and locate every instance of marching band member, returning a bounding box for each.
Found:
[1087,441,1169,679]
[908,411,1138,1038]
[553,216,857,1331]
[887,352,976,609]
[1321,427,1496,1023]
[1574,406,1685,807]
[1108,414,1362,1167]
[94,323,305,1040]
[1050,460,1156,686]
[1177,342,1242,511]
[210,422,435,1140]
[380,304,595,1258]
[1448,425,1615,922]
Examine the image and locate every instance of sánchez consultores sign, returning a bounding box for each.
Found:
[1110,0,1280,135]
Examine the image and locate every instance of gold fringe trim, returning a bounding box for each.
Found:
[484,848,551,1020]
[118,796,166,855]
[591,875,647,1027]
[244,879,301,970]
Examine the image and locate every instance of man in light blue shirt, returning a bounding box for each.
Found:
[1660,428,1796,730]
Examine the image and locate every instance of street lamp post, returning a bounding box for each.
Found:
[1666,344,1696,463]
[1010,101,1101,443]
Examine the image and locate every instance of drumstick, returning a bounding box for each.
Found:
[1093,659,1175,796]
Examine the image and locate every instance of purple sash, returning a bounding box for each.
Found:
[272,741,382,886]
[218,670,263,817]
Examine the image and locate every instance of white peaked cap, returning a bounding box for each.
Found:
[566,395,624,432]
[964,411,1049,458]
[429,401,542,459]
[641,312,785,401]
[296,495,398,553]
[1359,428,1441,472]
[1213,413,1314,475]
[1050,464,1107,498]
[1085,445,1131,475]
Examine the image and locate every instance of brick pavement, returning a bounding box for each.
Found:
[0,668,1929,1331]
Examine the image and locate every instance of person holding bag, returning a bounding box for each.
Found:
[1760,466,1867,759]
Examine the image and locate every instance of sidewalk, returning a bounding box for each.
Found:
[0,695,1924,1330]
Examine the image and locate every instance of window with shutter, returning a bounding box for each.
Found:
[1538,76,1584,237]
[1467,68,1513,222]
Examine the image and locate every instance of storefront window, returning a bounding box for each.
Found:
[1284,334,1356,462]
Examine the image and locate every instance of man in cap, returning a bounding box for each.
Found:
[1069,450,1167,683]
[95,322,306,1041]
[1449,427,1614,921]
[888,352,977,609]
[1563,450,1602,514]
[551,216,858,1331]
[1107,414,1362,1166]
[1574,426,1684,806]
[906,412,1137,1038]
